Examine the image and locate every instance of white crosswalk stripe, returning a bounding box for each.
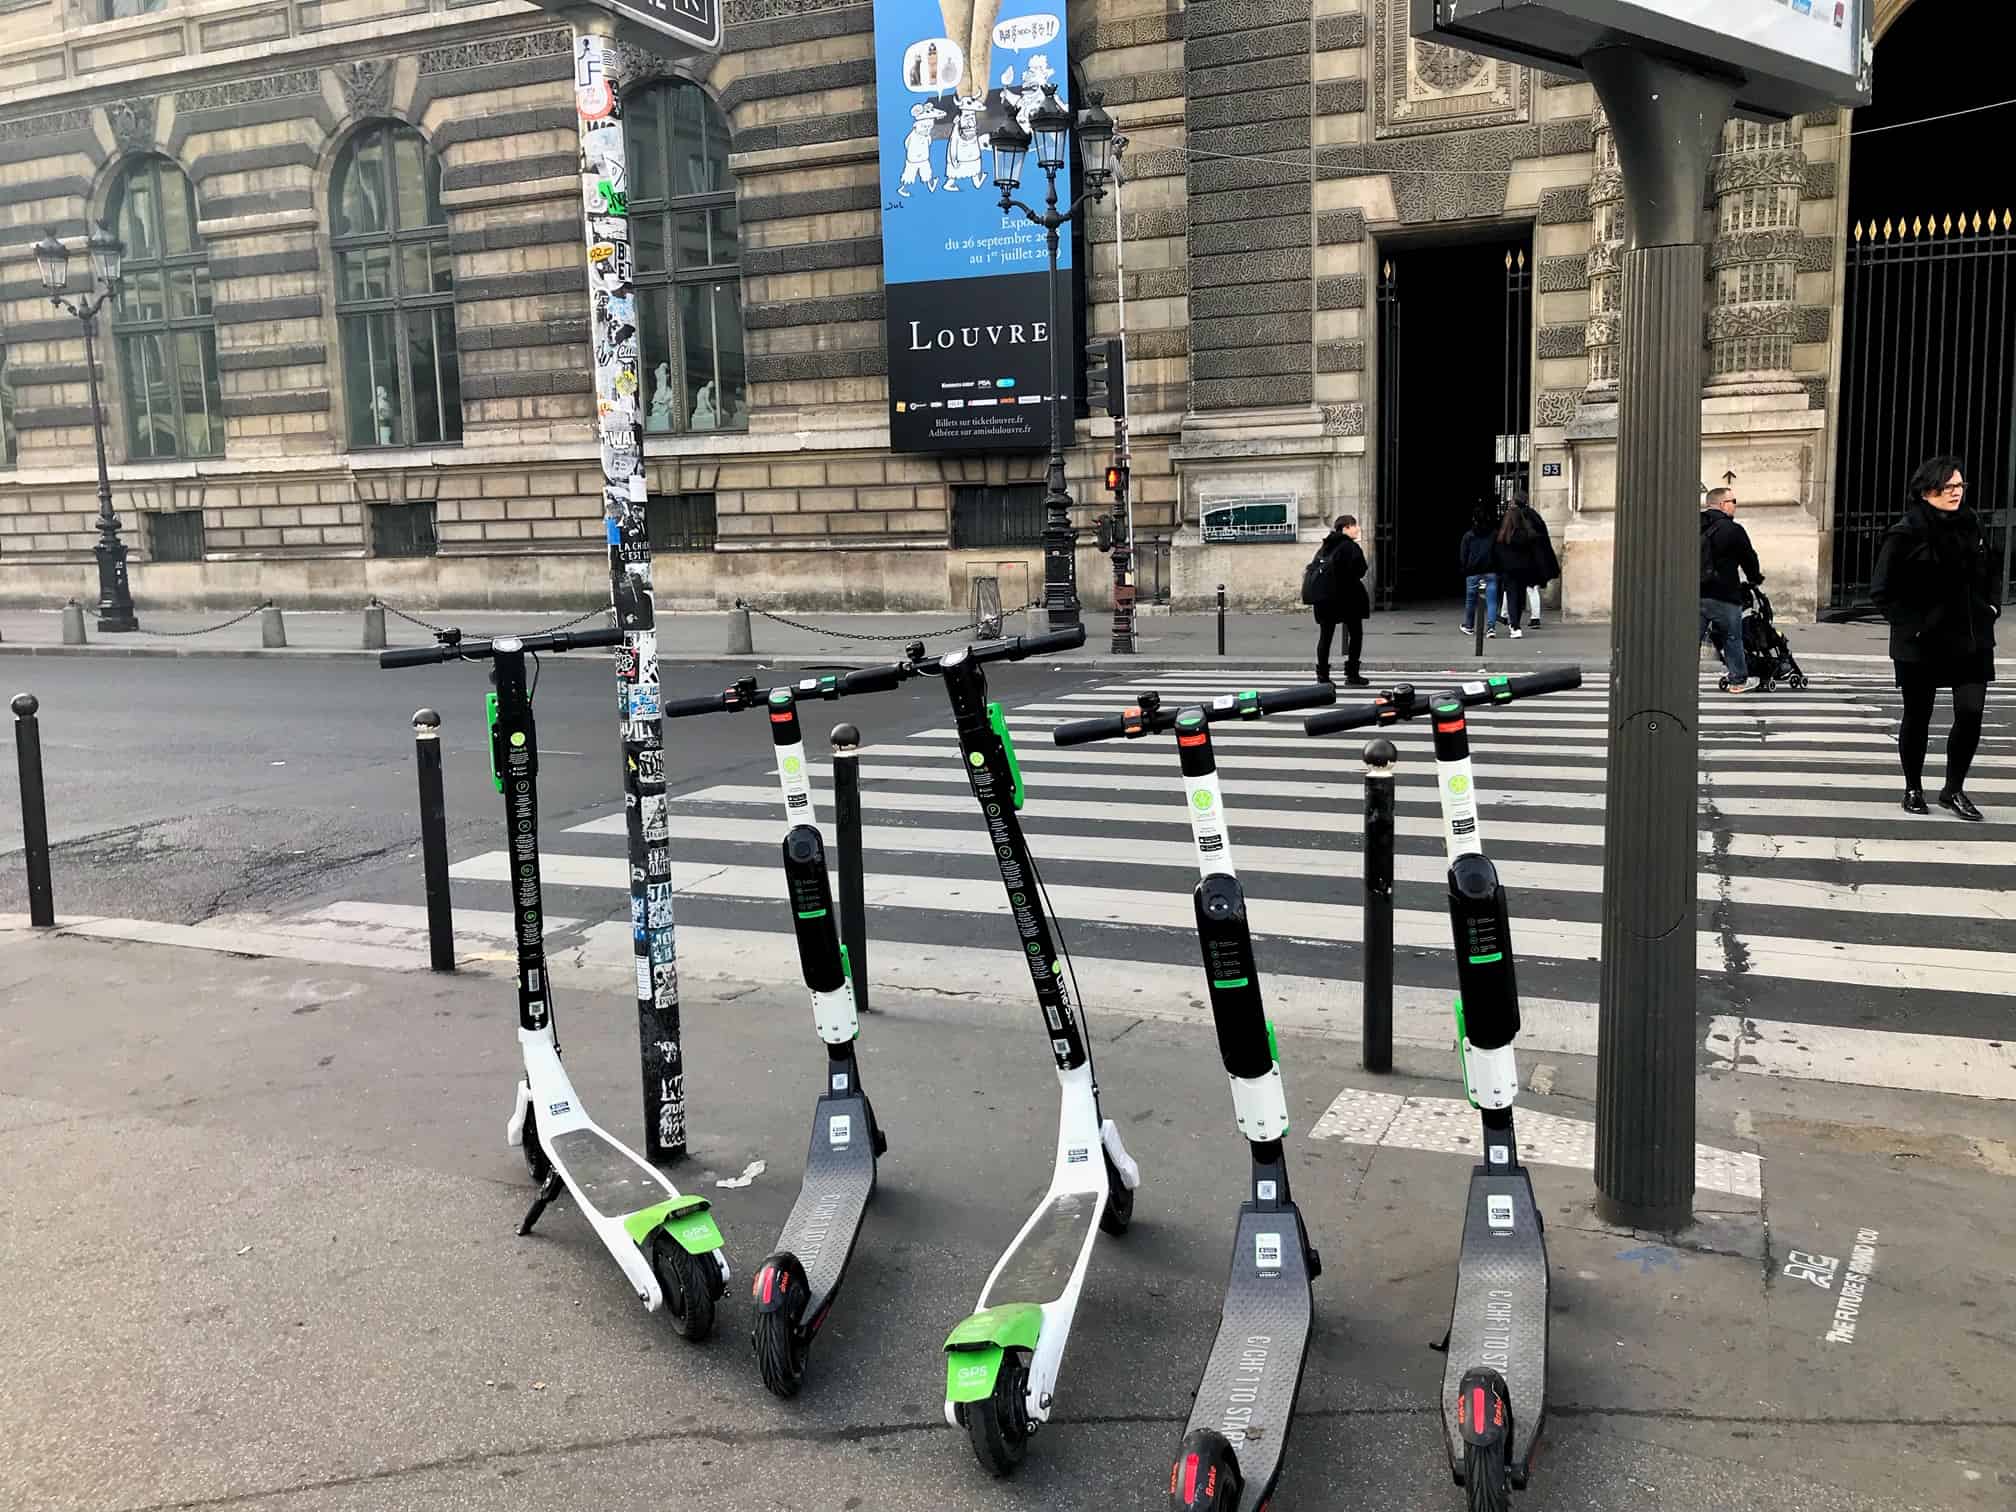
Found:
[336,666,2016,1103]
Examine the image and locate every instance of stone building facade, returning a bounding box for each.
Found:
[0,0,1915,618]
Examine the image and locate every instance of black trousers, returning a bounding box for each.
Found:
[1316,615,1362,681]
[1896,669,1988,793]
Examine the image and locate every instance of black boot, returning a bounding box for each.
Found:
[1939,789,1984,822]
[1901,788,1928,815]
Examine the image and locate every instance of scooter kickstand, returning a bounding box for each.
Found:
[519,1171,564,1236]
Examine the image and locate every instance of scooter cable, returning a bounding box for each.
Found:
[1028,853,1096,1079]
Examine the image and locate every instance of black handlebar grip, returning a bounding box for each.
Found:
[1053,714,1128,747]
[379,645,449,669]
[841,663,906,694]
[1258,682,1338,716]
[1015,624,1088,659]
[1507,666,1582,700]
[1304,700,1383,736]
[662,693,732,719]
[564,626,624,651]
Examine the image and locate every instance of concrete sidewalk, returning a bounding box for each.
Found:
[0,599,1897,668]
[1,915,2007,1512]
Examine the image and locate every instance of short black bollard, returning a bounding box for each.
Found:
[831,722,871,1013]
[1216,583,1227,657]
[1360,736,1397,1073]
[12,693,54,928]
[412,708,455,972]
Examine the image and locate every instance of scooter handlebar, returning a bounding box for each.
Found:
[1053,713,1129,747]
[379,623,623,669]
[1053,680,1336,747]
[1507,666,1582,700]
[1302,664,1583,735]
[1258,682,1338,715]
[1016,625,1088,660]
[841,662,910,694]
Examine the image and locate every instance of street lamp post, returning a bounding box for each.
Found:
[991,87,1115,633]
[36,225,138,633]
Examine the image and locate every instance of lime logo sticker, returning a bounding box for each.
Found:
[969,752,985,767]
[510,732,527,748]
[783,756,802,775]
[1448,774,1471,795]
[1192,789,1214,811]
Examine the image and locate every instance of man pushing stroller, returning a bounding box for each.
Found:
[1700,486,1766,694]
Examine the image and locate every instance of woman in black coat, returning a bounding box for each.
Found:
[1870,454,1999,819]
[1311,514,1371,686]
[1491,502,1545,640]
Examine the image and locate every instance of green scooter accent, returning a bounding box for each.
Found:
[943,1302,1044,1402]
[621,1194,726,1255]
[986,701,1025,810]
[485,691,503,792]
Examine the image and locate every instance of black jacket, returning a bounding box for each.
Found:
[1699,510,1762,605]
[1458,527,1496,576]
[1870,500,1998,668]
[1313,530,1371,621]
[1519,504,1561,585]
[1493,508,1548,585]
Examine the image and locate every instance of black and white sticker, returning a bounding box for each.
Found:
[1489,1144,1509,1165]
[831,1072,850,1091]
[1066,1146,1089,1164]
[1256,1180,1277,1201]
[1487,1194,1516,1231]
[829,1114,852,1149]
[1255,1232,1283,1271]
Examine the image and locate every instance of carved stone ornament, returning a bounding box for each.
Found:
[336,60,392,119]
[608,39,677,92]
[105,96,158,153]
[417,27,570,77]
[1321,402,1366,437]
[1373,0,1528,140]
[175,70,319,115]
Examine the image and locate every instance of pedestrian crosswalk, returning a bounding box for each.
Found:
[406,664,2016,1102]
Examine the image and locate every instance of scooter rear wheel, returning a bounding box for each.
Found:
[965,1347,1032,1476]
[1099,1151,1134,1236]
[650,1232,717,1343]
[752,1307,810,1398]
[1463,1440,1511,1512]
[1168,1428,1243,1510]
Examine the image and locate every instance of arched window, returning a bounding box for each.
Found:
[332,122,461,449]
[109,157,225,460]
[625,81,746,435]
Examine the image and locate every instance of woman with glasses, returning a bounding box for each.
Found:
[1871,455,1998,819]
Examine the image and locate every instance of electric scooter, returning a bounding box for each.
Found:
[1054,685,1333,1512]
[841,622,1141,1476]
[663,671,892,1397]
[1304,667,1582,1510]
[382,627,730,1339]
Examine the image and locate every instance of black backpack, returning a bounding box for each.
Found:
[1699,516,1718,592]
[1300,541,1334,606]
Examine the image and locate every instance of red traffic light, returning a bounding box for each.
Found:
[1104,464,1127,493]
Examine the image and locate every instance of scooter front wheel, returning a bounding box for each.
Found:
[965,1348,1032,1476]
[1099,1151,1134,1236]
[752,1308,810,1398]
[650,1232,717,1342]
[1463,1440,1510,1512]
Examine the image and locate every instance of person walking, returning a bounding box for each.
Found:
[1457,503,1501,638]
[1514,492,1559,628]
[1872,455,1998,819]
[1308,514,1371,686]
[1699,485,1763,694]
[1492,499,1545,639]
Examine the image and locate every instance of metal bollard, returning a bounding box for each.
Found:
[831,722,870,1014]
[362,601,387,650]
[1473,585,1487,661]
[61,602,87,646]
[260,604,287,648]
[1216,583,1226,657]
[728,603,754,655]
[412,708,455,972]
[12,694,54,927]
[1360,737,1397,1073]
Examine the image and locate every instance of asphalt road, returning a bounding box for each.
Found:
[0,655,1083,925]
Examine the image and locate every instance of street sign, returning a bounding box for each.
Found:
[1411,0,1871,118]
[540,0,722,53]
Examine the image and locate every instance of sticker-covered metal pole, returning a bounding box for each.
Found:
[11,693,53,928]
[831,722,870,1015]
[1361,737,1396,1073]
[575,28,685,1162]
[1584,47,1734,1231]
[1216,582,1226,657]
[412,707,454,973]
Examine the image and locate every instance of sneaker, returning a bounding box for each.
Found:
[1486,625,1496,639]
[1725,682,1749,695]
[1528,617,1541,629]
[1508,626,1523,639]
[1459,623,1475,636]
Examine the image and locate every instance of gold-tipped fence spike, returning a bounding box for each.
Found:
[1942,213,1954,234]
[1883,216,1894,238]
[1852,219,1864,242]
[1911,215,1923,236]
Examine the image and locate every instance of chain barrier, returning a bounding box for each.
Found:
[372,599,612,639]
[736,599,1040,644]
[130,601,273,638]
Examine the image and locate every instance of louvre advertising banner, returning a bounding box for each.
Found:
[872,0,1074,453]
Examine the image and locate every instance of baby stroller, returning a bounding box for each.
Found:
[1715,583,1807,692]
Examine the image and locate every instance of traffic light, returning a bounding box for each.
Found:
[1104,462,1128,495]
[1084,336,1126,418]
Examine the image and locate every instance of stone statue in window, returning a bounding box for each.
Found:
[690,380,718,431]
[646,363,674,433]
[372,384,394,445]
